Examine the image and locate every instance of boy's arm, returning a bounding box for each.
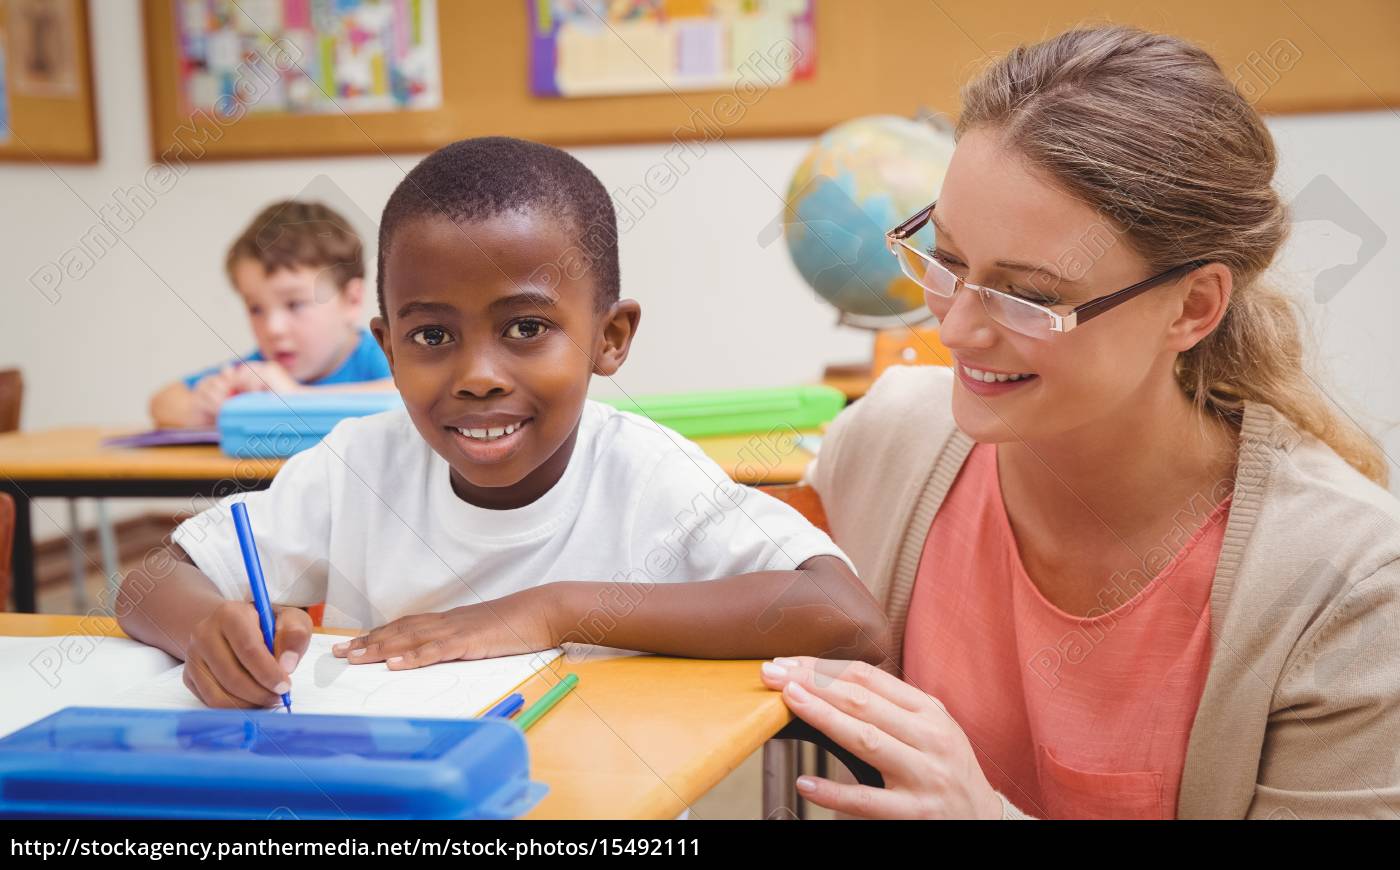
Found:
[339,555,892,668]
[548,555,891,663]
[299,377,395,394]
[117,544,312,707]
[150,369,234,428]
[231,362,394,396]
[149,381,202,428]
[116,544,233,659]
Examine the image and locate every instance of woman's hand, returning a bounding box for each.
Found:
[333,587,557,669]
[760,656,1003,819]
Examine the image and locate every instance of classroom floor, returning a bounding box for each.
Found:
[33,556,830,820]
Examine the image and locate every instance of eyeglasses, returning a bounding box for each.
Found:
[885,200,1207,339]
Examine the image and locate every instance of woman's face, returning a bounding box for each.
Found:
[932,127,1197,445]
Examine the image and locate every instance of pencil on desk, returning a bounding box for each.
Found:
[515,674,578,732]
[484,692,524,719]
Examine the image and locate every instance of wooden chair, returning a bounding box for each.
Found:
[0,369,20,434]
[757,483,830,534]
[0,368,120,609]
[0,371,18,611]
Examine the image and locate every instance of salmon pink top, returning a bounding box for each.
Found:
[902,443,1229,819]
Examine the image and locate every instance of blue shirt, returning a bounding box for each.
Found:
[181,328,391,389]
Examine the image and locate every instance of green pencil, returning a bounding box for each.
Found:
[516,673,579,732]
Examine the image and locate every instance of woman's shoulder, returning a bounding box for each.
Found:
[1202,406,1400,818]
[1240,401,1400,576]
[1228,401,1400,650]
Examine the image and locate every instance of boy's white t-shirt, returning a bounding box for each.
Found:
[173,401,850,629]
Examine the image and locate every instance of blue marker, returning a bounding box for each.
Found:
[484,693,524,719]
[231,502,292,713]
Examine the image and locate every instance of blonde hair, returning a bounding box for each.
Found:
[955,25,1387,485]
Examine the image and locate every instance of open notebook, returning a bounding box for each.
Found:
[0,634,561,738]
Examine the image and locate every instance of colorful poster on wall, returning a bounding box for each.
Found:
[9,0,80,97]
[529,0,816,98]
[173,0,441,117]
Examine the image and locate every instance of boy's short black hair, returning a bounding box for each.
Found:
[376,137,620,318]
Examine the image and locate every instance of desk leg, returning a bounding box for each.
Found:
[7,488,35,613]
[762,739,801,820]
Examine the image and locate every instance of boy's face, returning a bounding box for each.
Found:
[372,212,639,510]
[231,259,364,383]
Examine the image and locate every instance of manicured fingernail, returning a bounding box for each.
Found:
[349,648,365,657]
[332,643,348,654]
[774,657,800,668]
[786,681,812,702]
[761,662,787,679]
[279,651,299,672]
[796,776,817,793]
[387,656,402,665]
[273,682,290,694]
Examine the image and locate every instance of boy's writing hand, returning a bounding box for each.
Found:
[190,367,238,426]
[231,361,302,396]
[332,587,556,670]
[183,601,312,708]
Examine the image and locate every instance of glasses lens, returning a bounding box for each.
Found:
[893,238,955,290]
[981,291,1056,339]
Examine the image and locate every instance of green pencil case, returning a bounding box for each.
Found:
[594,385,846,438]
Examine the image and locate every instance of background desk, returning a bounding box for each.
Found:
[0,613,792,819]
[0,426,816,612]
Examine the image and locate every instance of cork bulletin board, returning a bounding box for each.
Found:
[0,0,98,163]
[141,0,1400,162]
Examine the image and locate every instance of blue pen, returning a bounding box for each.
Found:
[230,502,292,713]
[484,693,524,719]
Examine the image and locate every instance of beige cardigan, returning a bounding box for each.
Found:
[806,365,1400,819]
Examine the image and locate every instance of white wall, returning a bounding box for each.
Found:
[2,1,1398,544]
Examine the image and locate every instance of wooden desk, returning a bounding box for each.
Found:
[0,427,816,611]
[0,613,791,819]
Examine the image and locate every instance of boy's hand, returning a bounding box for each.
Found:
[183,601,312,708]
[231,361,302,396]
[333,587,557,670]
[190,368,237,425]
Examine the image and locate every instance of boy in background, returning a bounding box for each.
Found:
[149,200,392,428]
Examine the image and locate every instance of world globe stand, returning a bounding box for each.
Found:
[775,113,958,403]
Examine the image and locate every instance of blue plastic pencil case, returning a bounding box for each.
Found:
[0,707,546,820]
[217,392,403,458]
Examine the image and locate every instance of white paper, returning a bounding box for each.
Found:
[1,635,561,737]
[109,635,561,720]
[0,636,180,738]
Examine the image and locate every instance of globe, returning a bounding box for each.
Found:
[783,115,956,329]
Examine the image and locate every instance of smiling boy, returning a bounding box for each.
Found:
[118,138,887,708]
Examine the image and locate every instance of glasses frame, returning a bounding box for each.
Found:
[886,200,1208,336]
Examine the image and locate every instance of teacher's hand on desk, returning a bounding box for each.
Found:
[760,656,1003,819]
